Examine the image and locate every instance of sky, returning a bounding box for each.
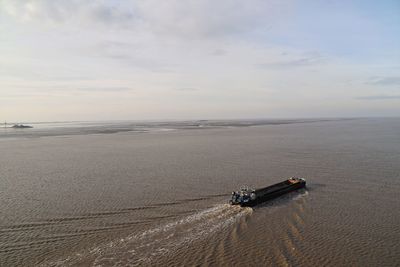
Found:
[0,0,399,122]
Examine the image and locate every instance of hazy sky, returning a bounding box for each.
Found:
[0,0,399,121]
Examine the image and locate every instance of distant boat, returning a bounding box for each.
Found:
[12,124,33,129]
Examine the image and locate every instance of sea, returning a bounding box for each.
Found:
[0,118,399,266]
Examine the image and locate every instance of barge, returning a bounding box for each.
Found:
[230,177,306,207]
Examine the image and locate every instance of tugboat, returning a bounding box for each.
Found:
[230,177,306,207]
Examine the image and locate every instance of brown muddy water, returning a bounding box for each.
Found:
[0,118,399,266]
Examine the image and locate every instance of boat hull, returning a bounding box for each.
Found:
[239,181,305,207]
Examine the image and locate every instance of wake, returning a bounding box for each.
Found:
[42,204,252,267]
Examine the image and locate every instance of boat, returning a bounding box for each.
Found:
[230,177,306,207]
[12,124,33,128]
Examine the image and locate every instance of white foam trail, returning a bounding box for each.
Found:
[41,204,252,267]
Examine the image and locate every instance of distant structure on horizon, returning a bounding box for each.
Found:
[3,121,33,129]
[12,124,33,129]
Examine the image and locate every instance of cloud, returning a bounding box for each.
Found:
[367,77,400,86]
[175,87,199,92]
[0,1,137,26]
[83,40,175,72]
[88,4,135,25]
[76,87,132,92]
[135,0,276,39]
[355,95,400,100]
[257,53,324,69]
[210,49,227,56]
[0,0,287,39]
[1,93,56,99]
